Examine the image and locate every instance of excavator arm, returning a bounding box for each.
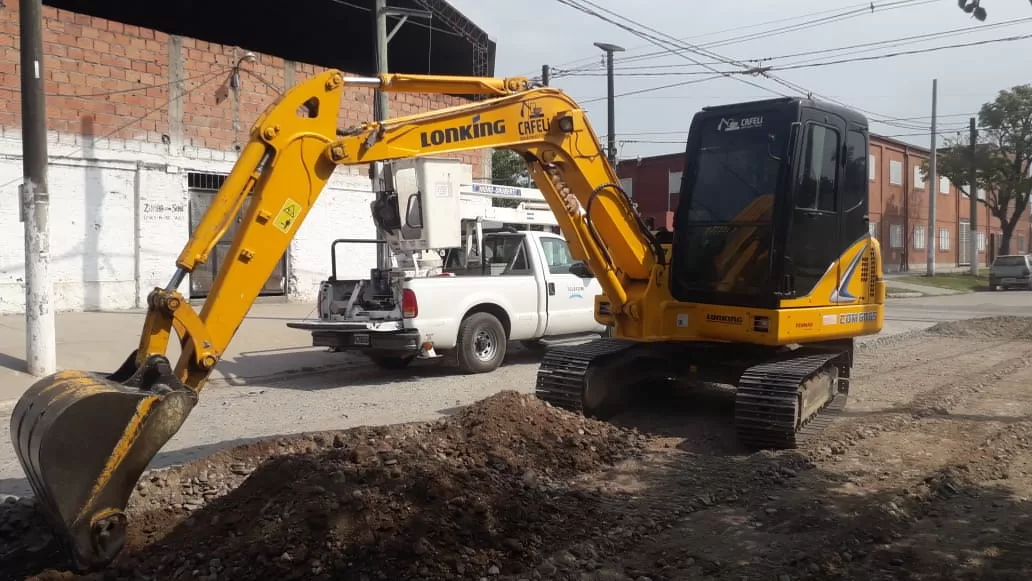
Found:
[10,69,664,570]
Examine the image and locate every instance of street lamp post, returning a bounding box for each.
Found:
[593,41,624,165]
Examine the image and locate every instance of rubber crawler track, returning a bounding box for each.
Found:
[534,339,849,449]
[734,352,849,449]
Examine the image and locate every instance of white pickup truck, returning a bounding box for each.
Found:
[286,228,607,373]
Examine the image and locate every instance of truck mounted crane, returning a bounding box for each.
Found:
[10,68,885,571]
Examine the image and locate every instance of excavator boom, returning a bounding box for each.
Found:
[9,69,661,570]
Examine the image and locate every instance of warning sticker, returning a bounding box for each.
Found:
[273,198,302,233]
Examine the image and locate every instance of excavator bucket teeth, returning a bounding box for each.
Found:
[9,352,198,571]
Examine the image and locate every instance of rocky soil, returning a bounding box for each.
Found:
[5,316,1032,581]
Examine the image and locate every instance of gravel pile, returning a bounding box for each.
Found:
[926,315,1032,341]
[15,391,645,581]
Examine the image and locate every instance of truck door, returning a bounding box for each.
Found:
[539,235,598,336]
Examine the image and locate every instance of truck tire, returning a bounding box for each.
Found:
[456,311,507,374]
[370,353,416,370]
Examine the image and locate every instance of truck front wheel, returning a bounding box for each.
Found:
[456,312,507,374]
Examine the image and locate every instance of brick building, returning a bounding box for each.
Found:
[0,0,496,315]
[616,134,1031,274]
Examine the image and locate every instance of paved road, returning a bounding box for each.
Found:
[0,290,1028,497]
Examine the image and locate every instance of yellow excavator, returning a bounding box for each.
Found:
[10,69,884,570]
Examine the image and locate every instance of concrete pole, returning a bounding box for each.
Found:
[969,117,979,276]
[927,78,937,276]
[372,0,392,271]
[594,42,624,166]
[19,0,56,377]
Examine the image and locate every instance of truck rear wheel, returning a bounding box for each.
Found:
[456,312,507,374]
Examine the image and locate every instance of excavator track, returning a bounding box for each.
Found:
[536,338,850,450]
[734,351,850,450]
[534,338,638,416]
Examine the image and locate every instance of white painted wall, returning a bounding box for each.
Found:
[0,127,377,315]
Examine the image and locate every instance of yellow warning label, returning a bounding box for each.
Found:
[272,197,302,233]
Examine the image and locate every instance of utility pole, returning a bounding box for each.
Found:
[593,42,624,165]
[372,0,431,270]
[969,117,979,276]
[19,0,56,377]
[927,78,937,276]
[541,64,550,86]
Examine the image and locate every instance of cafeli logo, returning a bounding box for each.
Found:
[717,116,764,132]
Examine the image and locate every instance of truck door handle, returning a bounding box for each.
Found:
[547,282,556,295]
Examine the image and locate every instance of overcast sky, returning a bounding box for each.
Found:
[444,0,1032,161]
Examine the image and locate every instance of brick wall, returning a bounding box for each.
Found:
[0,1,488,177]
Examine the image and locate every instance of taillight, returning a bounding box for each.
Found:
[401,288,418,318]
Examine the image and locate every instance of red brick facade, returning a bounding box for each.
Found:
[0,1,487,175]
[616,135,1031,273]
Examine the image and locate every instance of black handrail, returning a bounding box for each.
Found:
[329,238,386,281]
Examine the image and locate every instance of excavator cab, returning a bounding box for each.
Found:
[670,97,871,310]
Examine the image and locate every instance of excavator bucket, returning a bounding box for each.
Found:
[9,351,197,570]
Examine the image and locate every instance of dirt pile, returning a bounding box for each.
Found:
[926,315,1032,341]
[21,391,646,581]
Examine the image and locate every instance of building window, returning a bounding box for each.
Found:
[889,160,903,185]
[1019,234,1027,253]
[913,166,925,189]
[869,154,877,181]
[619,177,633,198]
[890,223,904,249]
[940,176,950,195]
[939,227,951,252]
[667,171,682,195]
[869,221,879,239]
[912,225,926,250]
[977,231,986,252]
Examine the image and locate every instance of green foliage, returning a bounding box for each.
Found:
[957,0,1032,21]
[920,84,1032,253]
[490,149,530,208]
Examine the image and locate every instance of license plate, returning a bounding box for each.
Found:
[353,333,370,346]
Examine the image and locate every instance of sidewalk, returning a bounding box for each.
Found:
[883,275,965,296]
[0,301,357,409]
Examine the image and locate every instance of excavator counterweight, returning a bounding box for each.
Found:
[9,69,884,571]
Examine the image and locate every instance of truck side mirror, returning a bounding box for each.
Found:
[569,261,594,278]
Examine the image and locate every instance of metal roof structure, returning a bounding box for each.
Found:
[43,0,496,80]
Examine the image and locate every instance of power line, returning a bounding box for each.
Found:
[555,16,1032,76]
[562,32,1032,79]
[541,0,936,76]
[567,0,938,72]
[551,0,956,134]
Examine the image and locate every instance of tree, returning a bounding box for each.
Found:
[491,149,531,188]
[490,149,531,208]
[924,84,1032,255]
[957,0,1032,20]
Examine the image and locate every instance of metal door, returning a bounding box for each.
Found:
[187,172,287,298]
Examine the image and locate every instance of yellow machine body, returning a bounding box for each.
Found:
[9,69,884,569]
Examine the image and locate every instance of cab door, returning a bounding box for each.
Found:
[785,110,846,299]
[539,235,598,336]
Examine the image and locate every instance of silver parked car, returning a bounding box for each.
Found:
[988,254,1032,291]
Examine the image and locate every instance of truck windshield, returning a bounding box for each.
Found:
[671,109,791,297]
